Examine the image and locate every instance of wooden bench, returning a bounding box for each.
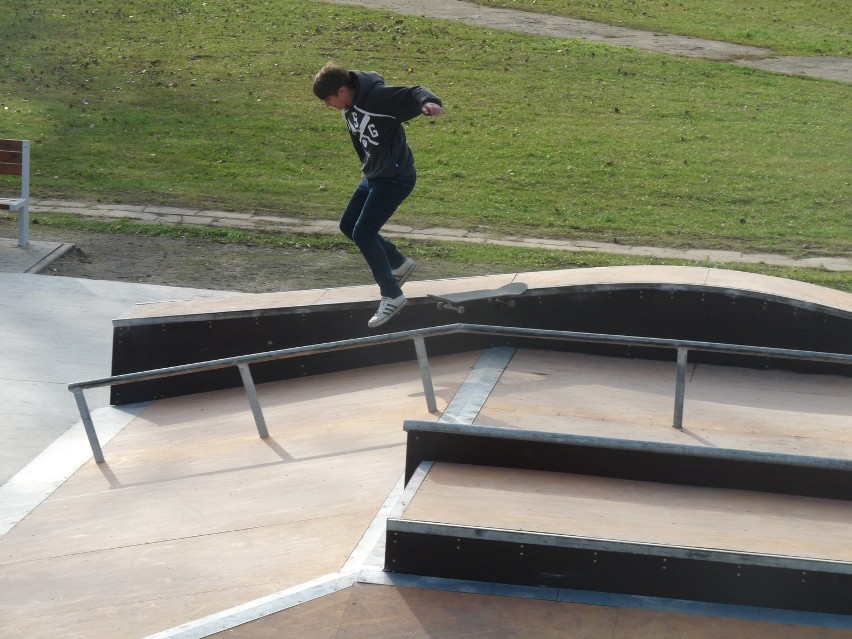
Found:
[0,139,31,247]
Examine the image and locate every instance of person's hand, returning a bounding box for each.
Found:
[422,102,444,116]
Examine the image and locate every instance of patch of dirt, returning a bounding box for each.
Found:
[3,218,498,293]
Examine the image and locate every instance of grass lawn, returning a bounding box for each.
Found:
[470,0,851,56]
[1,0,850,267]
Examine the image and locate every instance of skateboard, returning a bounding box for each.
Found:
[427,282,528,314]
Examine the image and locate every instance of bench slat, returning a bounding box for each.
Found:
[0,198,25,210]
[0,139,24,152]
[0,163,24,176]
[0,149,23,163]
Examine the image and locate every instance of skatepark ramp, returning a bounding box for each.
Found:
[107,267,852,405]
[385,420,852,616]
[68,324,851,462]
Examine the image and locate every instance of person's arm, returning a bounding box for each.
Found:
[374,84,443,121]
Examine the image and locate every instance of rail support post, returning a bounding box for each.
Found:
[413,336,438,413]
[238,363,270,438]
[70,387,105,463]
[673,347,688,429]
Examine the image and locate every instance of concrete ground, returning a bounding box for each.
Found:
[0,250,240,484]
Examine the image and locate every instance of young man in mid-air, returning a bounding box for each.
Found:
[312,62,444,328]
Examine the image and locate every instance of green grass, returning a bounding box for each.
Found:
[1,1,850,262]
[470,0,851,56]
[21,211,852,293]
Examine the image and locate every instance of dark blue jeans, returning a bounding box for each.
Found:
[340,175,416,298]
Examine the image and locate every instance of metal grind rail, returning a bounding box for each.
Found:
[68,323,852,462]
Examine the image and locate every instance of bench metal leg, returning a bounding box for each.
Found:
[17,203,29,248]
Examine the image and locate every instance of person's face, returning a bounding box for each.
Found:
[323,86,352,110]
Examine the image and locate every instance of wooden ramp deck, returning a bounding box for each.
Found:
[474,348,852,461]
[400,462,852,564]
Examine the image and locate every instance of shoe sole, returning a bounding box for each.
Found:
[368,297,408,328]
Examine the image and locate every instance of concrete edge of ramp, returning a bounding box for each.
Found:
[0,403,149,538]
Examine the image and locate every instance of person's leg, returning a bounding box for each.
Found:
[339,178,370,242]
[350,176,416,298]
[341,177,410,272]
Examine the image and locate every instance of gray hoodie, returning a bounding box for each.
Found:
[343,70,442,179]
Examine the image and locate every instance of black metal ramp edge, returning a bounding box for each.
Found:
[362,569,852,631]
[384,520,852,616]
[402,421,852,500]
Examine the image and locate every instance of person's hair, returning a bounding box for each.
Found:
[312,62,353,100]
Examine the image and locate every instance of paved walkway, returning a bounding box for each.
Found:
[1,199,843,273]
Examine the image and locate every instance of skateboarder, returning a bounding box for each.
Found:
[312,62,444,327]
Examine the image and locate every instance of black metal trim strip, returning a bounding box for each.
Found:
[387,519,852,575]
[358,568,852,630]
[384,525,852,615]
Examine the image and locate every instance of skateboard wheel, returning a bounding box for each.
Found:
[457,305,465,314]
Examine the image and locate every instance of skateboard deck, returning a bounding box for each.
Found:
[428,282,528,314]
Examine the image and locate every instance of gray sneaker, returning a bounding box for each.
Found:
[392,258,416,286]
[367,294,407,328]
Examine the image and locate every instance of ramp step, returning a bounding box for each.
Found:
[402,421,852,500]
[385,462,852,615]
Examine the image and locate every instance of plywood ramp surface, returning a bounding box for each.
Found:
[0,352,479,639]
[208,582,850,638]
[121,266,852,322]
[3,343,849,638]
[478,349,852,460]
[121,274,519,321]
[403,463,852,563]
